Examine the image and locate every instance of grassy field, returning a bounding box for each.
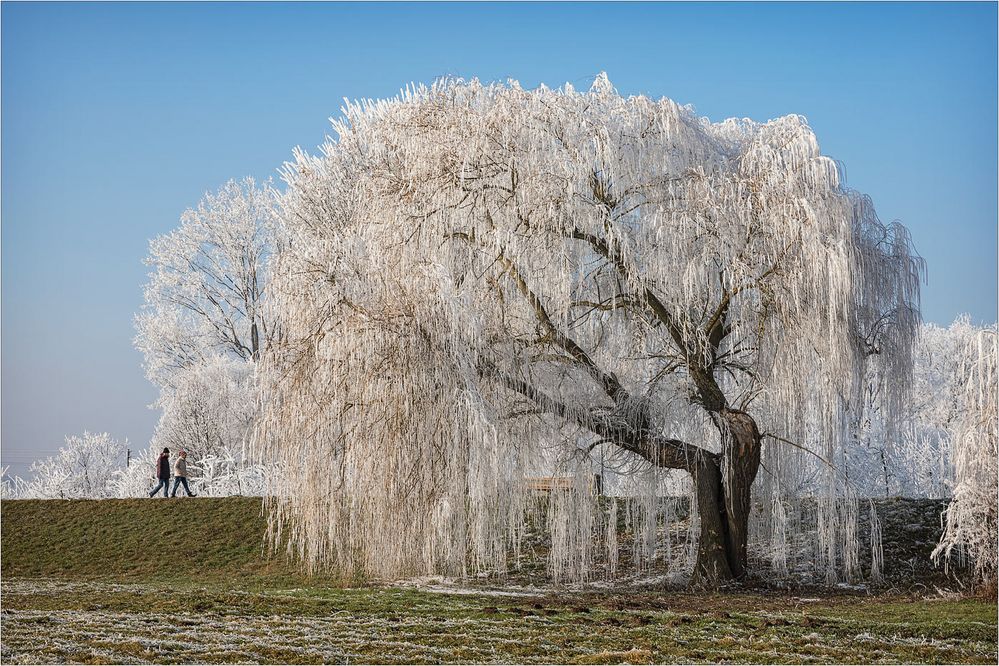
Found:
[2,498,996,664]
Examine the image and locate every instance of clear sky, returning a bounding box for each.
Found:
[2,1,996,475]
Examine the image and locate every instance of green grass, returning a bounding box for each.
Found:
[2,579,995,664]
[1,497,322,585]
[1,499,996,664]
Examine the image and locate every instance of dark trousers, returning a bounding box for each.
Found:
[149,478,170,497]
[171,476,194,497]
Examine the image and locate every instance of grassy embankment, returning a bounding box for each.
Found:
[2,497,309,585]
[1,498,996,664]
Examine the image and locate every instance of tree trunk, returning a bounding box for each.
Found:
[692,455,734,586]
[691,409,762,588]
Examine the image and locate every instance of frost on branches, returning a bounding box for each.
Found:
[135,177,279,381]
[151,356,257,461]
[135,178,278,471]
[845,317,989,499]
[106,443,279,498]
[6,432,129,499]
[256,75,922,587]
[933,328,998,589]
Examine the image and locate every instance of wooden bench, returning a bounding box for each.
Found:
[525,474,602,494]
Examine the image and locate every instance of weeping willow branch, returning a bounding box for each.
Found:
[254,74,923,584]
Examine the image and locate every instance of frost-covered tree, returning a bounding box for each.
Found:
[933,327,998,589]
[151,355,257,460]
[844,317,992,499]
[257,76,921,586]
[135,177,279,383]
[136,178,278,463]
[15,432,129,499]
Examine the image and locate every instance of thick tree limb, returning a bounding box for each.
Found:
[481,361,706,472]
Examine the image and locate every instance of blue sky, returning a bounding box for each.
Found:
[2,1,996,474]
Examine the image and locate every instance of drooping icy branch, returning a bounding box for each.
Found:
[256,74,923,581]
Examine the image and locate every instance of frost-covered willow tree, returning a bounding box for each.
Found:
[933,327,998,589]
[257,76,921,586]
[846,317,987,498]
[136,178,279,459]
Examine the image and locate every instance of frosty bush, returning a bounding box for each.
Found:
[189,452,282,497]
[107,444,280,498]
[1,467,30,500]
[107,446,161,498]
[13,432,129,499]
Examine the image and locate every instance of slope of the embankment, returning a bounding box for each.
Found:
[1,497,304,583]
[1,496,962,589]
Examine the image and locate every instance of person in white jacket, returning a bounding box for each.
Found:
[170,450,196,497]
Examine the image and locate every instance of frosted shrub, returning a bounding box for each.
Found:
[191,451,281,497]
[16,432,129,499]
[105,444,280,498]
[1,467,30,500]
[105,446,159,498]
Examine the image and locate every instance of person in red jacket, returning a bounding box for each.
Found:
[148,448,171,497]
